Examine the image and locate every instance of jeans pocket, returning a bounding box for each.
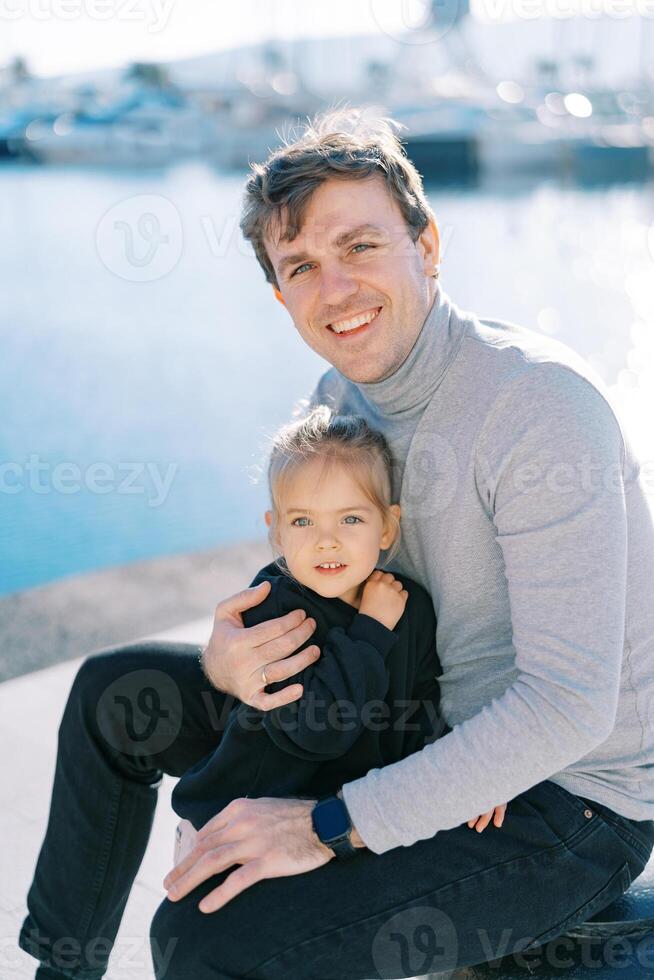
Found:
[521,861,632,951]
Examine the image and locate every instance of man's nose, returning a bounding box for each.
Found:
[318,262,358,308]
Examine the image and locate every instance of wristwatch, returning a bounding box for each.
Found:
[311,794,358,859]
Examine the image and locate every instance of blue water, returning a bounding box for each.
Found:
[2,162,653,595]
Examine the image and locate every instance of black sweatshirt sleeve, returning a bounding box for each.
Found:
[261,611,400,760]
[403,591,450,752]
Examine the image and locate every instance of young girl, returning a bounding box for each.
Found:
[171,406,505,860]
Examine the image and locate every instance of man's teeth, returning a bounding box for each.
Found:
[317,562,345,568]
[330,308,380,334]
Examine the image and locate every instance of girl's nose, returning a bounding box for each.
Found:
[316,532,340,550]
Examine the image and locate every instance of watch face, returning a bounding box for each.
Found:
[313,797,351,841]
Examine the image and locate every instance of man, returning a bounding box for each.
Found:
[19,108,654,980]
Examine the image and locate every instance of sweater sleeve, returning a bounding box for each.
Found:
[341,364,629,853]
[262,610,400,760]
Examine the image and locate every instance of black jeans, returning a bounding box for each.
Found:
[18,641,654,980]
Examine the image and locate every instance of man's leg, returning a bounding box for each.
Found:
[149,780,653,980]
[18,641,236,980]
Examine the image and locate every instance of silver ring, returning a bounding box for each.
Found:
[261,666,268,687]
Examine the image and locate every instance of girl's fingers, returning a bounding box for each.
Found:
[468,803,508,831]
[494,804,507,827]
[474,810,493,832]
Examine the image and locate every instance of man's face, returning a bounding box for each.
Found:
[264,175,440,384]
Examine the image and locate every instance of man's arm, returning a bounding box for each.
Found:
[340,365,630,854]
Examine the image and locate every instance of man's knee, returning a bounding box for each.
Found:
[66,645,184,764]
[150,901,184,980]
[149,899,240,980]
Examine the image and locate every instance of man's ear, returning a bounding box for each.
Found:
[264,510,273,528]
[273,287,286,307]
[418,216,440,276]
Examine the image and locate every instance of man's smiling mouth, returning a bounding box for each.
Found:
[326,307,382,336]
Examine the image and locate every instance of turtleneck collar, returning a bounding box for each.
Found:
[353,286,464,418]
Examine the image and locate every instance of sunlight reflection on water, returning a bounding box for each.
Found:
[1,163,653,593]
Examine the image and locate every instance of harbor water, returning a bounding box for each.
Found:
[1,162,653,595]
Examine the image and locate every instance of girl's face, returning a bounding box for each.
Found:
[265,457,400,608]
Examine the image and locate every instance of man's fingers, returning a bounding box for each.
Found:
[198,860,264,914]
[251,683,304,712]
[249,611,316,656]
[167,843,239,901]
[262,645,320,683]
[215,581,271,620]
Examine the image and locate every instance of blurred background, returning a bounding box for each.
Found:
[1,0,653,645]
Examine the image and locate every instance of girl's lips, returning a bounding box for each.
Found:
[315,564,348,575]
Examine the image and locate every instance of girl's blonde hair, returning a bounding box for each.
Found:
[266,405,401,577]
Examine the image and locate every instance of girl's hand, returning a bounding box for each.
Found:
[467,803,507,833]
[359,570,408,631]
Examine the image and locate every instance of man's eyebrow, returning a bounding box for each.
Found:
[277,224,386,276]
[285,505,375,515]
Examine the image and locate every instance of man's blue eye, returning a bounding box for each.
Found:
[290,263,312,278]
[352,243,373,254]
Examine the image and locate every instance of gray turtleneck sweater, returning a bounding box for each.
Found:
[307,287,654,855]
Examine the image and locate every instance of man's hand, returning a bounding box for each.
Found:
[467,803,507,833]
[162,797,334,914]
[359,570,408,631]
[201,581,320,709]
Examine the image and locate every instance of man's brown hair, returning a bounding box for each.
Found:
[239,106,435,289]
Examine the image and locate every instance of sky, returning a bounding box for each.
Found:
[1,0,434,77]
[0,0,650,78]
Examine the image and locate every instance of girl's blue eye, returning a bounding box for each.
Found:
[291,517,311,526]
[343,515,363,523]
